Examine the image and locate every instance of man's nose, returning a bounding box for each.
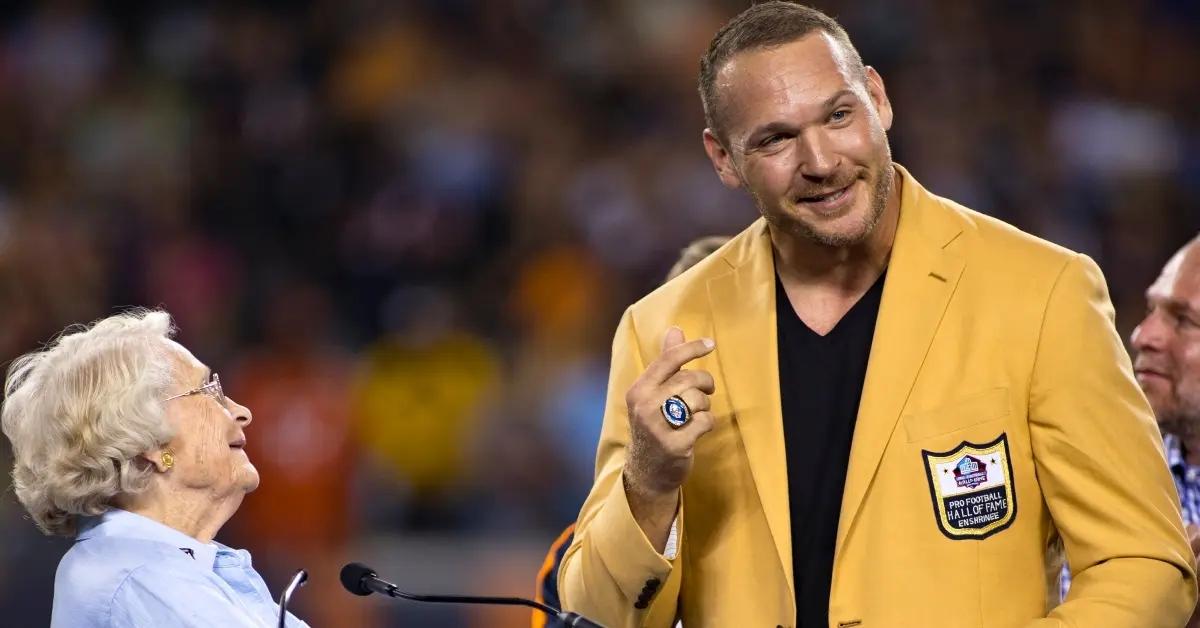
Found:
[1131,309,1169,354]
[795,129,839,180]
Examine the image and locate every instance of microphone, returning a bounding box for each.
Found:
[277,569,307,628]
[339,562,605,628]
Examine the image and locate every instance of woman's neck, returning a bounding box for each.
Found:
[117,487,241,544]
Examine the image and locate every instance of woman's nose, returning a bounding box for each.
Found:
[225,396,253,426]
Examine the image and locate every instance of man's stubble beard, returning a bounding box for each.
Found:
[752,146,894,249]
[1158,380,1200,445]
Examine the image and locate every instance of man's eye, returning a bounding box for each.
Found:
[830,109,850,123]
[761,134,784,147]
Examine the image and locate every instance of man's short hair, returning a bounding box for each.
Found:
[666,235,731,282]
[699,1,865,143]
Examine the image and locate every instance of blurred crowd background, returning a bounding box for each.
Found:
[0,0,1197,626]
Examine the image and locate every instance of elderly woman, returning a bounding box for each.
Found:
[1,310,308,627]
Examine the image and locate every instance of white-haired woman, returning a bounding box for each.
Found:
[2,310,309,627]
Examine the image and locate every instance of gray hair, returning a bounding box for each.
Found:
[666,235,731,282]
[2,309,177,536]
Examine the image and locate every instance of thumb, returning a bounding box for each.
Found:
[661,326,686,354]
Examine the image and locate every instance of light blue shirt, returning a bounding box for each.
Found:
[51,508,309,627]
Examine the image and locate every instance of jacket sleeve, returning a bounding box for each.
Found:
[558,307,683,628]
[1026,254,1197,627]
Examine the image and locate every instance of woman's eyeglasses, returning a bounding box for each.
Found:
[163,373,226,407]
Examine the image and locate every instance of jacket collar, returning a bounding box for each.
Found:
[706,164,968,603]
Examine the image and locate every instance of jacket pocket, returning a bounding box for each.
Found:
[904,387,1011,442]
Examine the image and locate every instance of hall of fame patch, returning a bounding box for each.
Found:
[921,433,1016,540]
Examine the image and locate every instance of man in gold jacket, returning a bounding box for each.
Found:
[558,3,1197,627]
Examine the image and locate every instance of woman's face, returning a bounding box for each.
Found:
[159,341,259,498]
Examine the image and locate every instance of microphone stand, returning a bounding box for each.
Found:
[379,585,559,614]
[382,586,602,626]
[277,569,308,628]
[343,563,603,627]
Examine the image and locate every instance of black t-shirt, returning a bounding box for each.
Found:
[775,271,885,628]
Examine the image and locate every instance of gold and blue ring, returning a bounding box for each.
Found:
[661,395,691,428]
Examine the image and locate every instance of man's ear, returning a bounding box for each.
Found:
[864,66,893,132]
[703,129,744,190]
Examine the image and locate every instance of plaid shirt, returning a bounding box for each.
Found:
[1059,433,1200,600]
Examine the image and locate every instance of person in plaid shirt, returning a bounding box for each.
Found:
[1061,234,1200,624]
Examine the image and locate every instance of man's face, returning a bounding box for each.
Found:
[1131,239,1200,437]
[703,33,895,247]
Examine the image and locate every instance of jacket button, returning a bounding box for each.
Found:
[634,598,649,610]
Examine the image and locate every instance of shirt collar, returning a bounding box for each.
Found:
[1162,433,1200,488]
[1165,433,1186,470]
[76,508,220,569]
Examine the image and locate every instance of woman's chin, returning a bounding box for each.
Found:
[238,465,261,493]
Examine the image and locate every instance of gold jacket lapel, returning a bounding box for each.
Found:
[835,167,967,556]
[707,222,794,602]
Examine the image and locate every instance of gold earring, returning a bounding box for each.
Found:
[161,451,175,471]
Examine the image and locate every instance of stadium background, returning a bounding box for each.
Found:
[0,1,1197,625]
